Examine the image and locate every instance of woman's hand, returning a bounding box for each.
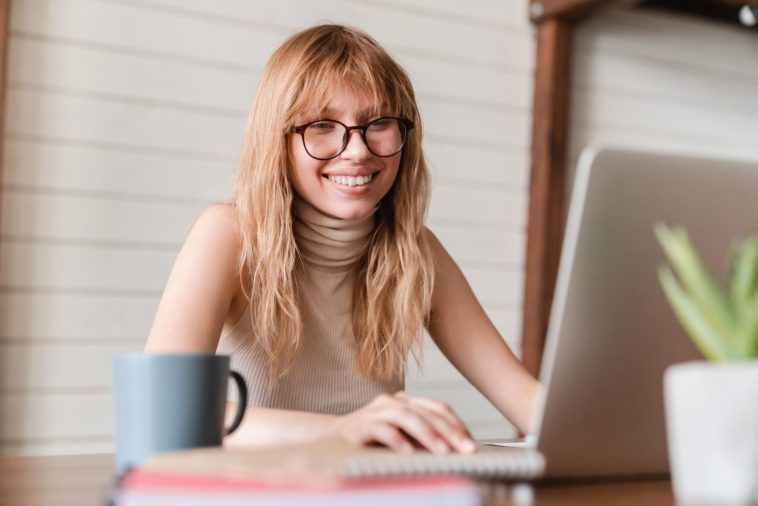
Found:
[334,392,477,454]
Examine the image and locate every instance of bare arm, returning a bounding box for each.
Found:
[224,392,475,454]
[224,405,338,447]
[425,229,541,434]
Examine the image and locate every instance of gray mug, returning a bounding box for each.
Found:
[112,353,247,475]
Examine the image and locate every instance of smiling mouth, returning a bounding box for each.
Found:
[323,172,378,187]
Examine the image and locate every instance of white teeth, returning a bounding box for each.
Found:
[328,173,373,187]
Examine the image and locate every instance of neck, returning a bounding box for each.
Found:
[292,195,377,272]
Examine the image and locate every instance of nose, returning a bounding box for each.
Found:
[339,129,371,161]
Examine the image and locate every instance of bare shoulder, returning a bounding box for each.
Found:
[190,203,240,243]
[423,225,440,248]
[423,226,450,263]
[185,202,244,295]
[423,226,468,291]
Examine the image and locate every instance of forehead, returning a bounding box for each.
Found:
[321,91,376,117]
[296,85,387,122]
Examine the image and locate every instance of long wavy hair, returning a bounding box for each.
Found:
[232,24,434,383]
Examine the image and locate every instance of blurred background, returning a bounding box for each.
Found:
[0,0,756,456]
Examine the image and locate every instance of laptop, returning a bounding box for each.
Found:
[487,145,758,479]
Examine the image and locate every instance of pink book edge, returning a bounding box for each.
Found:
[120,468,478,495]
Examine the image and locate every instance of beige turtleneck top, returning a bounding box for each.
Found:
[216,197,404,415]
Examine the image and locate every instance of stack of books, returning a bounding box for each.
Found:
[112,438,544,505]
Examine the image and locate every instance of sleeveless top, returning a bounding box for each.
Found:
[216,197,404,415]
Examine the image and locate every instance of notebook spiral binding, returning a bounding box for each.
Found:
[340,451,545,480]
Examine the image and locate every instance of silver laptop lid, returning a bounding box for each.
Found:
[533,146,758,478]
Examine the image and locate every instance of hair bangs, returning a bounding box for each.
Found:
[286,36,407,126]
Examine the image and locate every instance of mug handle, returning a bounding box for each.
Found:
[225,371,248,435]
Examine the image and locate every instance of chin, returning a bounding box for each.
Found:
[328,202,378,221]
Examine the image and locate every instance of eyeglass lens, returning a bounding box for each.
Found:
[302,118,407,159]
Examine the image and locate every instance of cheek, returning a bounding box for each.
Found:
[288,138,313,183]
[288,142,330,202]
[382,157,402,186]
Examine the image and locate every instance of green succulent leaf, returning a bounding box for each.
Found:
[654,223,758,361]
[736,292,758,358]
[653,224,737,344]
[657,265,740,361]
[729,234,758,318]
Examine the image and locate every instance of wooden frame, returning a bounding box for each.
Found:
[0,0,8,262]
[522,0,621,375]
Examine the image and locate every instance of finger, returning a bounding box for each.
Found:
[370,393,461,453]
[384,405,452,455]
[396,393,469,434]
[362,423,415,454]
[405,402,476,454]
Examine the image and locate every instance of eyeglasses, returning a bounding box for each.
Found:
[291,117,414,160]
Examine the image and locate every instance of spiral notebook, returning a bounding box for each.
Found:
[135,437,545,486]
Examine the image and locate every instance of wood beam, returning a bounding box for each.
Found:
[0,0,9,266]
[521,19,573,377]
[640,0,756,30]
[529,0,621,22]
[521,0,625,376]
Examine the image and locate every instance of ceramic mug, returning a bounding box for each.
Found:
[112,353,247,475]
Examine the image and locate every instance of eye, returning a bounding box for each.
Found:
[311,120,336,130]
[367,118,394,130]
[306,120,341,136]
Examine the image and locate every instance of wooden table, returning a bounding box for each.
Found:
[0,454,117,506]
[0,453,675,505]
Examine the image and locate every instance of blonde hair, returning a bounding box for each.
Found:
[232,24,434,382]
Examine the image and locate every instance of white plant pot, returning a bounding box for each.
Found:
[665,360,758,505]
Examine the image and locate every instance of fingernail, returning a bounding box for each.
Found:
[458,437,476,453]
[460,438,477,453]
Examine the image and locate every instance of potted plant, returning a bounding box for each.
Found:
[655,223,758,506]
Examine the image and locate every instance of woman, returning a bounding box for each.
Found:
[145,24,540,455]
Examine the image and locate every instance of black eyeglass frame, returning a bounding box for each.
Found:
[290,116,415,160]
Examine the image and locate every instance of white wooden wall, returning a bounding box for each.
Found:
[0,0,533,456]
[567,7,758,200]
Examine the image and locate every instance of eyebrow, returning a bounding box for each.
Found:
[318,106,379,122]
